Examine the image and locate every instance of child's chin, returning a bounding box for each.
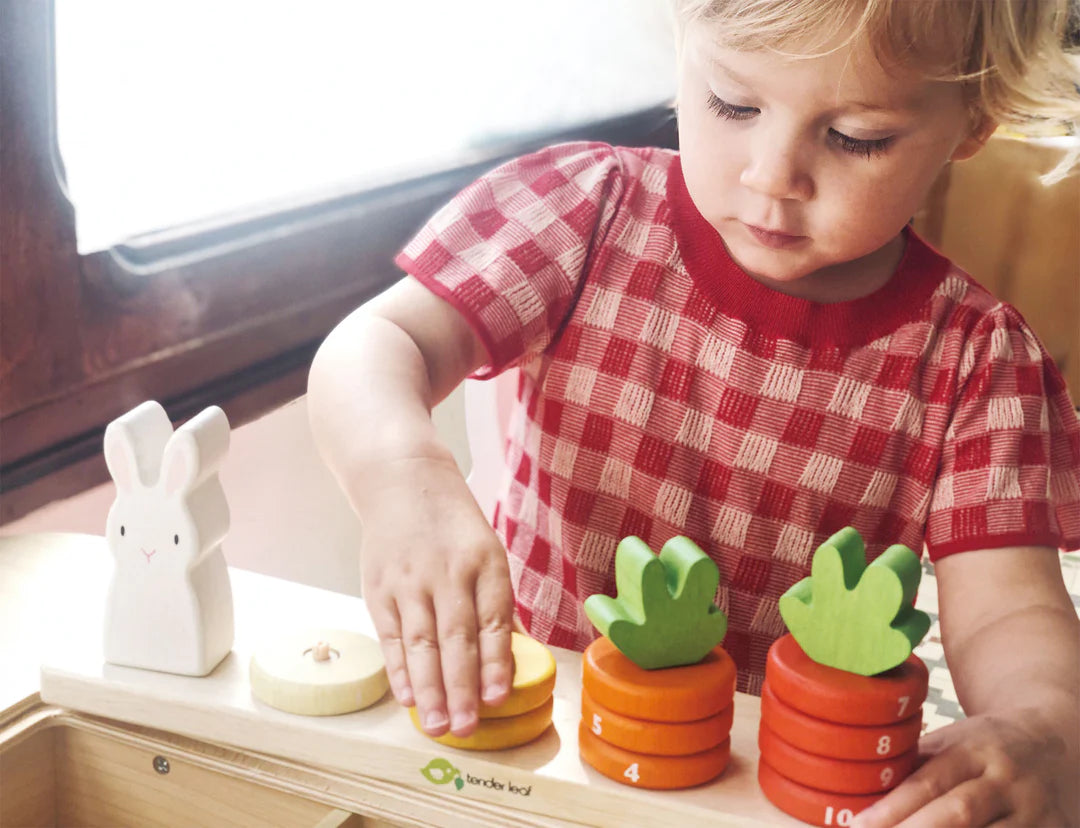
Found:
[732,249,817,288]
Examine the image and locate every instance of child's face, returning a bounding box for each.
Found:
[677,23,984,298]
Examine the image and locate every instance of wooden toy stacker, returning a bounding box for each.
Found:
[759,527,931,826]
[4,533,804,827]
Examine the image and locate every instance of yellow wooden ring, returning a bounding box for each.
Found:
[249,628,388,716]
[479,632,557,719]
[409,695,553,751]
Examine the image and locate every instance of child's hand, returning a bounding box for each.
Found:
[360,453,515,739]
[852,711,1076,827]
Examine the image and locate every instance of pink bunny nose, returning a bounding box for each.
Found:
[141,548,157,562]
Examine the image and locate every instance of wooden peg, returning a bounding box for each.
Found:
[766,635,928,726]
[760,682,921,760]
[758,723,916,795]
[584,536,727,670]
[778,527,931,676]
[582,636,735,723]
[759,759,885,827]
[579,724,730,790]
[581,689,733,756]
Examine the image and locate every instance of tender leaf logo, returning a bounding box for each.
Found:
[420,757,464,790]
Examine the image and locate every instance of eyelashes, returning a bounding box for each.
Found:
[707,93,757,121]
[705,92,895,159]
[828,131,894,159]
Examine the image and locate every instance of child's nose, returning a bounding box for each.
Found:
[739,131,813,202]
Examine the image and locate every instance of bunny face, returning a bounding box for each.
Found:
[103,401,231,576]
[106,488,200,574]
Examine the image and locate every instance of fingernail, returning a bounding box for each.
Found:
[450,711,475,732]
[482,683,508,704]
[424,711,448,731]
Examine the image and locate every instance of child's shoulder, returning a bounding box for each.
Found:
[923,255,1067,399]
[504,141,678,189]
[931,257,1043,351]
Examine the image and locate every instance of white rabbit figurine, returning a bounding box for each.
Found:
[103,400,234,676]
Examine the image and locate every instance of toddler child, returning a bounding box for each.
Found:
[308,0,1080,823]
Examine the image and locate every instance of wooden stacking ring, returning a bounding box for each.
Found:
[581,689,733,756]
[761,682,922,760]
[759,723,916,795]
[583,637,735,723]
[410,695,553,751]
[579,722,730,790]
[478,632,556,719]
[758,758,886,827]
[767,635,928,725]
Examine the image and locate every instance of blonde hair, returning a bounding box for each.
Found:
[672,0,1080,180]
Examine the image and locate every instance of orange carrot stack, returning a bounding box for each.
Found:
[758,527,932,826]
[579,635,736,789]
[758,634,928,825]
[578,535,735,790]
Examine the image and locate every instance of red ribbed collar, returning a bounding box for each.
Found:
[667,155,950,350]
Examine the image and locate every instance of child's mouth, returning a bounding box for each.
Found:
[743,223,807,250]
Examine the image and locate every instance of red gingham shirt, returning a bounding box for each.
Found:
[396,142,1080,694]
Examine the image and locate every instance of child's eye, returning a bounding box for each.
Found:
[829,128,894,159]
[706,92,758,121]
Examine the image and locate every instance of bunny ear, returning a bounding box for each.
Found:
[161,406,230,496]
[103,401,174,491]
[162,433,199,497]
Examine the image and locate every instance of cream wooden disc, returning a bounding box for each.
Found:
[250,628,388,716]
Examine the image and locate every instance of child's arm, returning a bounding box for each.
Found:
[307,275,515,738]
[854,545,1080,827]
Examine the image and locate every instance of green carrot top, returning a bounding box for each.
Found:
[584,535,728,670]
[778,526,931,676]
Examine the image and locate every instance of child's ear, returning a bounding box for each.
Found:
[950,114,997,162]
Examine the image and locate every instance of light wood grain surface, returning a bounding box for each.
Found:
[4,532,798,826]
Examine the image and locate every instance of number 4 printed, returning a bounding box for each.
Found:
[623,763,640,784]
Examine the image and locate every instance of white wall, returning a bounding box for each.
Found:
[1,387,473,597]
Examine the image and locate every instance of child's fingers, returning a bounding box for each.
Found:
[367,597,413,707]
[892,776,1008,828]
[434,583,481,737]
[475,562,515,708]
[852,747,984,827]
[398,597,449,736]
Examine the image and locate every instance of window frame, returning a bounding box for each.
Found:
[0,0,677,522]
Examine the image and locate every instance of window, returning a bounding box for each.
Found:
[1,0,678,521]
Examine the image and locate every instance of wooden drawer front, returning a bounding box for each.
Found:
[0,726,57,827]
[52,727,358,828]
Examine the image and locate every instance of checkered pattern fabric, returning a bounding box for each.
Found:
[395,142,1080,693]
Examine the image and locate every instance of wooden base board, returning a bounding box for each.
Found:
[38,536,798,827]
